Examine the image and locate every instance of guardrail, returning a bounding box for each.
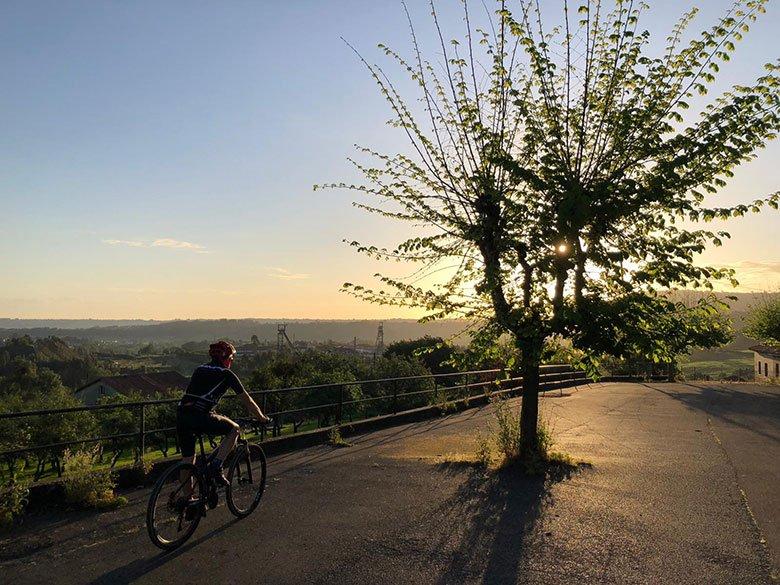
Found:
[0,366,588,482]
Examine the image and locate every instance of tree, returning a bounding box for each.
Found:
[320,0,778,457]
[744,294,780,345]
[384,336,458,374]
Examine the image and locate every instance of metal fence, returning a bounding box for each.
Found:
[0,366,586,482]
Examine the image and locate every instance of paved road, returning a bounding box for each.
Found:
[1,382,778,584]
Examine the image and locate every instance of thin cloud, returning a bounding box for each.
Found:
[266,267,310,280]
[102,239,147,248]
[152,238,207,252]
[102,237,208,253]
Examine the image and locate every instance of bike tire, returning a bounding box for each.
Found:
[225,444,267,518]
[146,461,204,550]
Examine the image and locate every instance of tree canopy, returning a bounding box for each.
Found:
[744,295,780,345]
[321,0,778,453]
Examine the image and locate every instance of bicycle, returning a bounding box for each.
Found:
[146,417,269,550]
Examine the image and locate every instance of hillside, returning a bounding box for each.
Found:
[0,319,472,346]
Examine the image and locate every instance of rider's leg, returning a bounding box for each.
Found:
[179,455,196,496]
[204,415,239,486]
[216,426,240,462]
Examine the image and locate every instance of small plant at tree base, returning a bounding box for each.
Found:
[327,426,351,448]
[62,448,127,510]
[0,475,30,531]
[474,431,494,468]
[481,398,580,475]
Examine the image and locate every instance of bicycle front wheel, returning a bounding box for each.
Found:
[146,461,205,550]
[225,444,267,518]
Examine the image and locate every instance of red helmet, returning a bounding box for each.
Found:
[209,340,236,362]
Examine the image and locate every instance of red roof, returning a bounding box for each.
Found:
[78,371,188,397]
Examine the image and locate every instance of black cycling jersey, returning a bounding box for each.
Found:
[178,362,247,412]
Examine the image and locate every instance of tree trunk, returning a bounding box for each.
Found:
[519,338,542,456]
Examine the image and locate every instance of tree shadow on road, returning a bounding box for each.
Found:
[644,383,780,444]
[381,460,587,584]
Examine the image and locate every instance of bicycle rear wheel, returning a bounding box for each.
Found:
[225,444,267,518]
[146,462,204,550]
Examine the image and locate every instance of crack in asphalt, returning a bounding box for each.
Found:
[705,415,777,583]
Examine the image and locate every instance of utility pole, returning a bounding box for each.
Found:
[375,322,384,357]
[277,323,295,354]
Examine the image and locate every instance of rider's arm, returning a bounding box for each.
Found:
[238,392,270,423]
[226,371,270,423]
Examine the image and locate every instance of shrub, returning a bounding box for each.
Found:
[0,476,29,531]
[62,449,126,509]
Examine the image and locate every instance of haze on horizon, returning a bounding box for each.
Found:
[2,1,778,321]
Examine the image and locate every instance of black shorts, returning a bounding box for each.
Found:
[176,406,238,458]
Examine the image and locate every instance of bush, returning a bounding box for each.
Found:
[62,449,126,509]
[0,476,29,531]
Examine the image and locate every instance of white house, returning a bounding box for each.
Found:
[749,345,780,381]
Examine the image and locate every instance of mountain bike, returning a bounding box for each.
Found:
[146,417,268,550]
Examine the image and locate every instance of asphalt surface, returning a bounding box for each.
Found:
[1,382,778,584]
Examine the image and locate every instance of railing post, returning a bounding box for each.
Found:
[392,381,398,415]
[337,384,344,424]
[261,392,268,441]
[138,404,146,463]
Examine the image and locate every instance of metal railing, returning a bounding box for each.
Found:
[0,366,587,481]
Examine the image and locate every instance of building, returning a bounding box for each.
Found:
[749,345,780,381]
[75,371,189,405]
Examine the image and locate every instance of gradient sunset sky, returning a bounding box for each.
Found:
[1,1,778,320]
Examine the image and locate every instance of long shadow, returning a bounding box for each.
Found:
[644,383,780,444]
[438,462,583,584]
[359,459,585,585]
[87,516,242,585]
[268,406,489,477]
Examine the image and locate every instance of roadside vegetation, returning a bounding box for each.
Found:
[61,448,126,510]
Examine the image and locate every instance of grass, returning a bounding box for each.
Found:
[680,354,753,380]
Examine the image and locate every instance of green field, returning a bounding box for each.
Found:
[680,349,754,380]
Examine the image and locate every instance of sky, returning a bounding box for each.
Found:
[1,0,778,320]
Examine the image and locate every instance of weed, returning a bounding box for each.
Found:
[474,431,493,468]
[440,401,458,415]
[327,426,351,448]
[62,448,127,510]
[0,475,29,531]
[480,397,584,476]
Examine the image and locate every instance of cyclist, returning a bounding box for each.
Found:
[176,340,270,486]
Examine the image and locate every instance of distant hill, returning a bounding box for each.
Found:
[2,292,774,348]
[0,319,157,329]
[0,319,472,346]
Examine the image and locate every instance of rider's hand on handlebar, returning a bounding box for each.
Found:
[257,413,272,425]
